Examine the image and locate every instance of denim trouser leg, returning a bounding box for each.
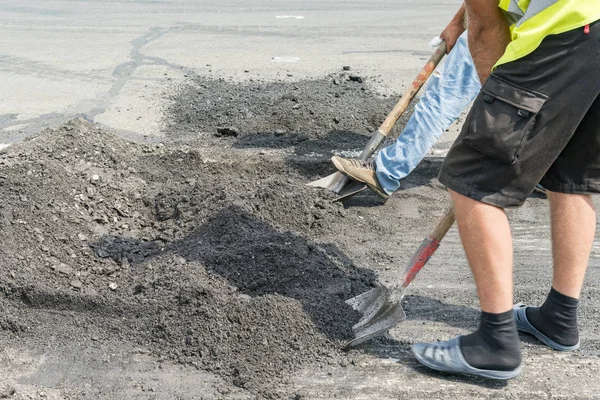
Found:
[375,33,481,195]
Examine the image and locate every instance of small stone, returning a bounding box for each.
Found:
[0,385,16,398]
[342,66,351,71]
[314,200,327,209]
[348,75,363,83]
[216,127,240,137]
[237,293,252,302]
[333,117,340,124]
[176,256,187,265]
[108,282,118,290]
[281,94,298,102]
[70,280,82,289]
[96,248,110,258]
[78,233,88,241]
[55,263,73,275]
[91,174,100,183]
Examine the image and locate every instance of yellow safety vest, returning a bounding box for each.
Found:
[497,0,600,66]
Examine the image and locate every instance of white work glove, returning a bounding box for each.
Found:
[429,36,444,48]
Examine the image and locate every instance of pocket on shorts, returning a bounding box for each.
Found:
[463,75,548,165]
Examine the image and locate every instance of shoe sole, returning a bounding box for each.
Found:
[412,344,522,380]
[330,157,390,200]
[513,304,580,351]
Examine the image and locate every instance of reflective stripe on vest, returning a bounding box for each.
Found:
[517,0,558,27]
[496,0,600,67]
[499,0,526,24]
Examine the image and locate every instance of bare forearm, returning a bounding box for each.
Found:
[464,1,511,84]
[440,3,467,52]
[451,3,467,30]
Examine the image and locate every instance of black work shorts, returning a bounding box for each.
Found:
[438,20,600,207]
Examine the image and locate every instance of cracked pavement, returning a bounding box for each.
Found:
[0,0,463,147]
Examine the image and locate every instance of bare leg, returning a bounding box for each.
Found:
[412,189,521,374]
[450,189,514,313]
[412,190,596,374]
[548,191,596,298]
[520,191,595,349]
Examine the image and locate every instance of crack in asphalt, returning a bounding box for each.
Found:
[0,25,190,143]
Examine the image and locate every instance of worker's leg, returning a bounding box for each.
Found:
[449,190,521,370]
[450,191,513,313]
[522,192,596,347]
[548,192,596,298]
[332,32,481,198]
[375,32,481,194]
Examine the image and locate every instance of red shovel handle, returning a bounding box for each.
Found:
[401,205,455,288]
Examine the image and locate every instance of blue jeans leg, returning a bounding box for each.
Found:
[375,33,481,195]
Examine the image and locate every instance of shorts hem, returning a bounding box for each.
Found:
[539,178,600,195]
[439,173,527,208]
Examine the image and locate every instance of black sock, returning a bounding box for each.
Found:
[526,287,579,346]
[460,310,522,371]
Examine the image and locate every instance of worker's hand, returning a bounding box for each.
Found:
[440,20,465,53]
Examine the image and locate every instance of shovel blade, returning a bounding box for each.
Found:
[333,181,368,202]
[306,171,350,193]
[307,171,369,201]
[345,285,407,347]
[346,286,388,313]
[346,301,406,347]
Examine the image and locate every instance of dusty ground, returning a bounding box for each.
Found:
[1,75,600,400]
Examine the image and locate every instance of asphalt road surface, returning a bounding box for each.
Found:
[0,0,462,147]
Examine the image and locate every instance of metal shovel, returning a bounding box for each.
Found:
[307,42,447,201]
[345,205,455,347]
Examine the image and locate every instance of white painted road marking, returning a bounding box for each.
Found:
[271,57,300,63]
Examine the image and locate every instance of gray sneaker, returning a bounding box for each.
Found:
[412,336,523,380]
